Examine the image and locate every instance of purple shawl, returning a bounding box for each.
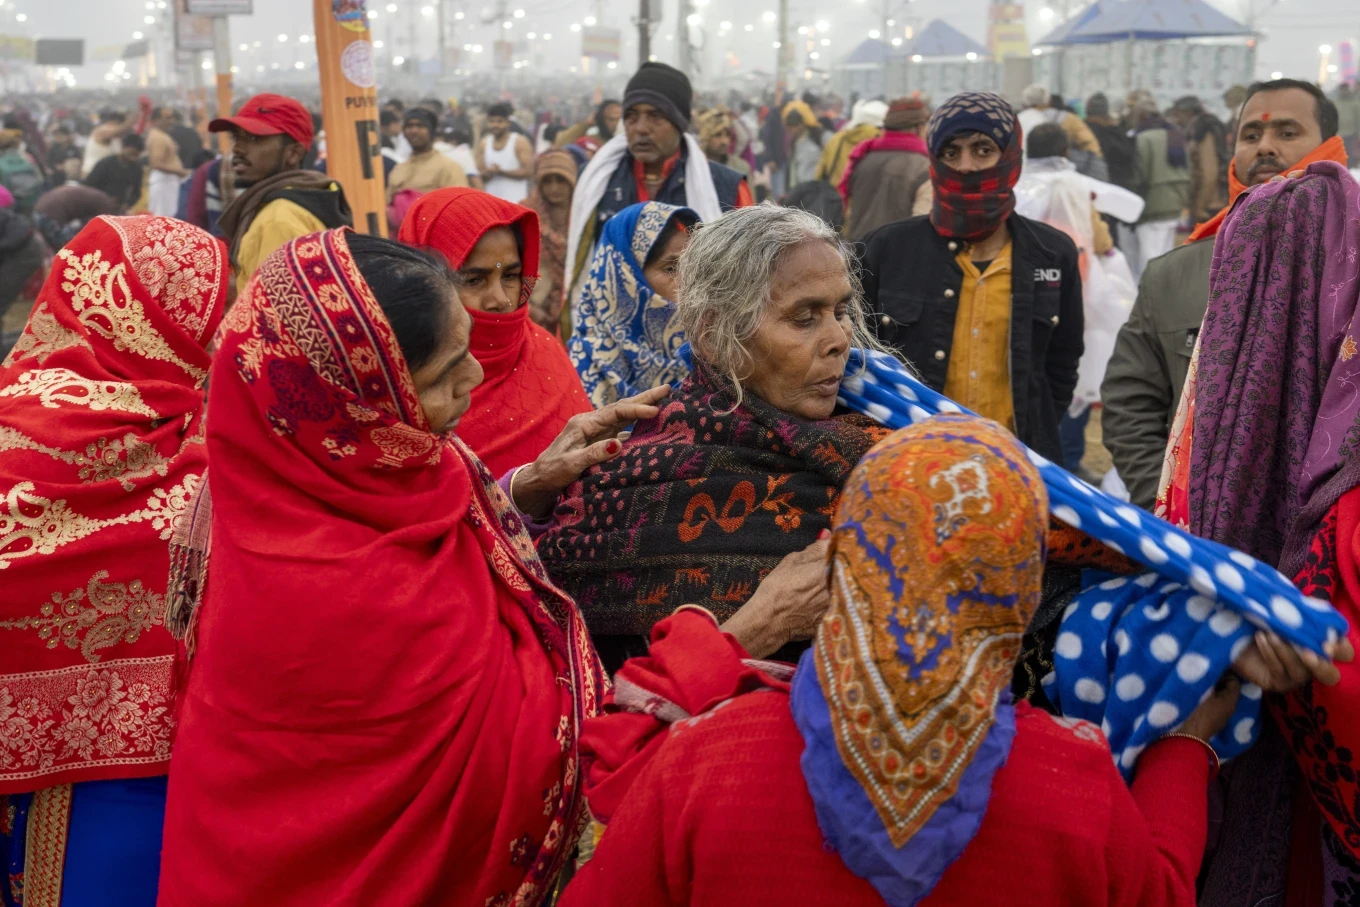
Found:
[1189,161,1360,576]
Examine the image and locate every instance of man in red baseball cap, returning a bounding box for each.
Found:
[210,93,351,294]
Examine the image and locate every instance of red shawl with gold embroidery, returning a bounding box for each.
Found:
[0,215,226,793]
[157,228,604,907]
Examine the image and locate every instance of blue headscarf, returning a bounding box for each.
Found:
[836,349,1348,779]
[568,201,697,407]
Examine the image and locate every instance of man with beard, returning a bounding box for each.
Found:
[565,62,752,317]
[1103,78,1345,510]
[209,93,352,295]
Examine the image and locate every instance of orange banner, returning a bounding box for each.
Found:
[313,0,385,236]
[215,72,232,155]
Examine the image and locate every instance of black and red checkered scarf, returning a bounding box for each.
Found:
[925,91,1023,243]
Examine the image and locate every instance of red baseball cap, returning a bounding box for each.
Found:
[209,93,314,147]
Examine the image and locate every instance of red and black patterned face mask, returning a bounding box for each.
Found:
[925,91,1024,243]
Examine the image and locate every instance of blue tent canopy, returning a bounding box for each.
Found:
[842,38,894,66]
[905,19,990,58]
[1036,0,1250,45]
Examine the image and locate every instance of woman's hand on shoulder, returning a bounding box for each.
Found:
[510,385,671,519]
[721,533,832,658]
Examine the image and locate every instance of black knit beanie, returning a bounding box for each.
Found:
[623,62,692,132]
[403,108,438,133]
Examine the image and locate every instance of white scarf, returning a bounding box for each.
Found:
[566,133,723,291]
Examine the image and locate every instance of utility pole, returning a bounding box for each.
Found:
[636,0,652,66]
[775,0,790,89]
[677,0,694,77]
[211,17,232,154]
[437,0,446,76]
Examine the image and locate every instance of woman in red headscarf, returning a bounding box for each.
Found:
[398,187,593,476]
[157,229,606,906]
[0,215,227,906]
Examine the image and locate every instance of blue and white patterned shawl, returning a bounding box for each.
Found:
[838,349,1349,777]
[568,201,697,407]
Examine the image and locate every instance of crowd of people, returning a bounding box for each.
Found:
[4,57,1360,907]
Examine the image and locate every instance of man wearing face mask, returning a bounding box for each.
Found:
[210,93,353,295]
[565,61,752,328]
[1102,78,1345,510]
[860,91,1084,465]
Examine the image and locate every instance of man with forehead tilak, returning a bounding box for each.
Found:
[1102,79,1347,511]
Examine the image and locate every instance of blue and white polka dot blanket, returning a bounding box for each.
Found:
[838,349,1348,778]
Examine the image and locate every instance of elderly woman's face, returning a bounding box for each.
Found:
[744,240,853,421]
[410,289,484,434]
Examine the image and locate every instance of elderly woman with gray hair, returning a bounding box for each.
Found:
[537,204,887,669]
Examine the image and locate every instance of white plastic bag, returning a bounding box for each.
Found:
[1072,248,1137,411]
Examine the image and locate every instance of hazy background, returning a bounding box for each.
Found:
[2,0,1354,92]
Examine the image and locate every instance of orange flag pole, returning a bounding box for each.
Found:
[313,0,386,236]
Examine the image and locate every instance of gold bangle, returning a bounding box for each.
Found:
[508,466,527,514]
[1158,732,1221,776]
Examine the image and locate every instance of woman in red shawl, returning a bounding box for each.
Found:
[562,416,1240,907]
[0,215,227,906]
[157,229,606,907]
[398,187,593,476]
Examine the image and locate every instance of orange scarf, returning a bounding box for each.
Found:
[1187,135,1348,242]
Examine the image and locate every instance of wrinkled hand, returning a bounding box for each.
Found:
[721,535,832,658]
[1177,675,1242,743]
[1233,630,1354,692]
[510,385,670,519]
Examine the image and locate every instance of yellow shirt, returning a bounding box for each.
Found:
[235,198,328,296]
[942,242,1015,430]
[387,150,468,203]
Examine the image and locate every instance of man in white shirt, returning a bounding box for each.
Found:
[475,102,533,203]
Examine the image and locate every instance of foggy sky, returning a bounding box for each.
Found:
[5,0,1356,92]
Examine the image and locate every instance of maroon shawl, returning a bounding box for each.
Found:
[837,131,929,204]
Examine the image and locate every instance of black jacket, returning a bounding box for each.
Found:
[859,214,1084,464]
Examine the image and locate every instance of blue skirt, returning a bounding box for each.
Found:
[3,777,167,907]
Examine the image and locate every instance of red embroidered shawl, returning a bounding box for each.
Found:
[0,215,226,793]
[157,228,604,907]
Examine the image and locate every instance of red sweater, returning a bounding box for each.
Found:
[561,697,1212,907]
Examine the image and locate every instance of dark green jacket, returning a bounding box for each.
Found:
[1100,238,1213,510]
[1134,129,1191,223]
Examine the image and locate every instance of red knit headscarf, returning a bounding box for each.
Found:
[396,187,592,475]
[398,186,541,283]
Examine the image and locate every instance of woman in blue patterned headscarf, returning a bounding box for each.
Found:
[568,200,698,407]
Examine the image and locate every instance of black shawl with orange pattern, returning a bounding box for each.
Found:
[537,361,887,656]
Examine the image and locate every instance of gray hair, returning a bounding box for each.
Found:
[1022,83,1050,109]
[675,203,882,408]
